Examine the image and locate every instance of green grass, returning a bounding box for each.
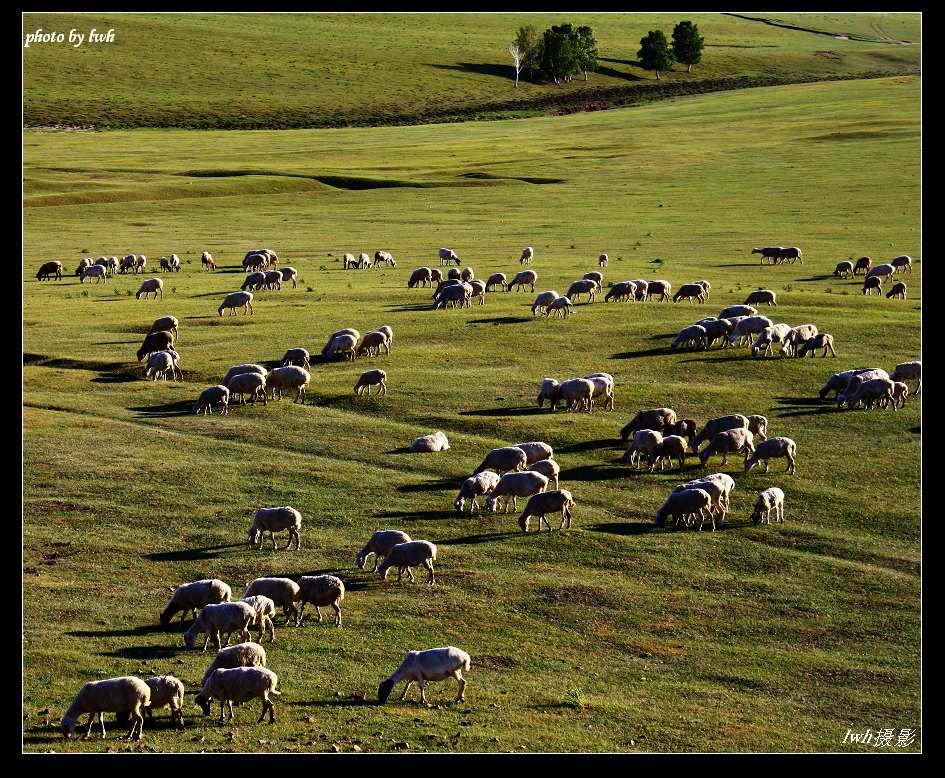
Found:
[23,12,920,128]
[23,76,920,752]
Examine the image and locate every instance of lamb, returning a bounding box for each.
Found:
[555,377,595,412]
[838,371,891,407]
[751,487,785,525]
[469,280,487,305]
[834,260,854,278]
[863,276,882,295]
[221,363,266,384]
[183,602,255,652]
[80,264,108,284]
[605,281,636,302]
[699,428,755,467]
[671,324,707,350]
[263,270,283,290]
[781,324,819,357]
[620,408,678,441]
[160,578,232,627]
[891,361,921,394]
[517,488,575,533]
[439,247,461,265]
[744,289,777,306]
[247,506,302,550]
[891,254,913,273]
[354,369,388,396]
[409,267,433,288]
[651,435,688,471]
[461,266,475,282]
[486,272,508,292]
[719,304,757,319]
[266,366,310,403]
[584,372,615,411]
[693,414,750,449]
[567,279,598,303]
[880,381,910,410]
[853,256,872,275]
[61,676,151,741]
[193,385,230,416]
[201,251,215,271]
[377,540,438,585]
[137,676,185,730]
[36,260,63,281]
[667,418,699,449]
[410,430,450,452]
[150,315,179,340]
[240,595,276,643]
[137,330,174,362]
[531,290,560,316]
[324,332,360,360]
[645,279,672,302]
[378,647,470,704]
[454,471,501,513]
[196,667,280,724]
[527,458,560,490]
[582,271,604,288]
[598,253,608,267]
[242,271,267,291]
[845,377,896,410]
[655,488,714,530]
[673,283,707,304]
[751,323,793,357]
[866,263,896,280]
[673,476,733,524]
[281,348,310,369]
[244,577,302,626]
[474,446,527,474]
[218,291,254,316]
[484,470,549,513]
[143,351,177,381]
[728,315,774,347]
[508,270,538,292]
[297,575,345,627]
[886,281,907,300]
[537,377,562,409]
[226,371,267,405]
[357,530,413,570]
[744,437,797,475]
[819,368,887,400]
[796,333,837,358]
[622,429,663,468]
[548,296,573,318]
[519,246,534,264]
[199,642,267,688]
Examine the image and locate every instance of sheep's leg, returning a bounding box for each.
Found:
[84,712,96,740]
[407,566,416,583]
[418,682,428,704]
[400,682,412,701]
[333,602,342,626]
[426,560,436,585]
[454,673,467,702]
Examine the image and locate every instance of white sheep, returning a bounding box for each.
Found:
[485,470,549,513]
[513,440,554,465]
[698,428,755,467]
[325,332,360,360]
[672,283,707,304]
[377,647,471,704]
[139,676,185,730]
[655,488,714,530]
[879,381,910,410]
[474,446,527,474]
[891,361,921,394]
[537,377,562,409]
[184,602,255,651]
[834,260,854,278]
[604,281,636,302]
[598,253,608,267]
[837,370,891,407]
[645,279,672,302]
[160,579,232,626]
[781,324,819,357]
[357,530,413,569]
[266,365,310,403]
[891,254,913,273]
[751,487,785,524]
[728,315,774,347]
[359,330,391,357]
[693,414,750,449]
[845,377,895,410]
[866,263,896,280]
[797,333,837,358]
[527,458,560,489]
[517,488,574,533]
[519,246,534,264]
[748,414,769,441]
[469,279,487,305]
[218,291,254,316]
[508,269,538,292]
[278,267,299,288]
[671,324,707,350]
[135,278,165,300]
[744,289,777,306]
[377,325,394,350]
[201,251,215,271]
[454,471,501,513]
[410,430,450,452]
[61,676,151,741]
[226,371,267,406]
[585,373,616,411]
[819,368,886,400]
[222,363,267,384]
[143,350,176,381]
[354,368,387,396]
[241,595,277,643]
[439,247,461,265]
[244,577,302,626]
[622,429,663,468]
[744,437,797,474]
[297,575,345,627]
[281,348,310,369]
[196,667,280,724]
[461,266,475,282]
[566,279,598,303]
[548,295,574,318]
[862,276,883,296]
[718,304,757,319]
[242,271,267,291]
[673,476,732,524]
[247,506,302,550]
[486,272,508,292]
[80,264,108,284]
[200,642,267,688]
[434,282,472,309]
[263,270,283,290]
[751,323,793,358]
[377,540,438,585]
[886,281,907,300]
[620,408,677,441]
[150,315,179,341]
[558,377,595,412]
[651,434,688,471]
[408,267,433,288]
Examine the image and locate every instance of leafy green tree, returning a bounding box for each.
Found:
[672,20,704,73]
[637,30,675,80]
[575,25,598,81]
[541,24,581,85]
[515,25,543,82]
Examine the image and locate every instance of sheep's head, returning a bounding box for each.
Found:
[194,694,212,716]
[750,508,763,525]
[485,496,499,513]
[183,630,198,650]
[377,679,394,704]
[61,716,78,738]
[355,552,367,570]
[247,527,259,546]
[453,496,465,514]
[518,515,529,534]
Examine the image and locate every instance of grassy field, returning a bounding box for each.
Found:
[23,75,920,752]
[23,12,920,128]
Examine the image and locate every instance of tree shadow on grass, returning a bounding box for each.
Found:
[771,396,840,418]
[558,464,631,483]
[458,406,546,417]
[595,65,644,81]
[426,62,514,80]
[143,542,245,562]
[128,399,195,418]
[373,509,457,522]
[466,316,532,325]
[599,56,643,68]
[91,370,140,384]
[554,437,620,455]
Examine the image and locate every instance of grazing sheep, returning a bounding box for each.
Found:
[751,323,793,358]
[517,488,574,533]
[651,435,688,471]
[226,371,267,405]
[454,471,501,513]
[150,315,179,341]
[531,290,560,316]
[891,361,921,394]
[469,279,487,305]
[247,506,302,551]
[461,266,475,282]
[281,348,310,369]
[439,248,461,265]
[891,254,913,273]
[297,575,345,627]
[728,315,775,347]
[605,281,636,303]
[408,267,433,288]
[853,256,872,275]
[196,667,280,724]
[244,578,302,627]
[143,350,176,381]
[673,476,733,524]
[343,253,357,270]
[135,278,164,300]
[76,257,94,276]
[36,261,63,281]
[880,381,910,410]
[693,414,750,449]
[745,437,797,475]
[485,470,549,513]
[519,246,534,264]
[276,267,298,288]
[263,270,283,290]
[583,271,604,288]
[536,377,562,409]
[584,372,615,411]
[201,251,215,271]
[557,377,595,412]
[781,324,819,356]
[752,247,782,264]
[375,250,396,268]
[137,330,174,362]
[377,540,438,585]
[266,366,310,403]
[699,428,755,467]
[243,252,267,272]
[778,247,802,264]
[508,270,538,292]
[159,256,179,273]
[434,282,472,309]
[598,253,608,267]
[671,324,707,350]
[527,458,560,490]
[218,291,254,316]
[719,304,757,319]
[834,260,854,278]
[622,429,663,468]
[429,268,443,284]
[486,272,508,292]
[797,333,837,358]
[475,446,527,474]
[845,377,896,410]
[819,368,886,400]
[886,281,907,300]
[242,271,267,291]
[655,488,714,530]
[118,255,136,274]
[548,295,574,318]
[80,264,108,284]
[645,280,672,302]
[377,325,394,351]
[620,408,678,441]
[667,418,699,450]
[184,602,255,652]
[61,677,151,741]
[378,647,470,704]
[567,279,598,303]
[134,676,185,730]
[161,579,232,627]
[241,595,276,643]
[631,279,649,300]
[134,255,147,273]
[354,369,388,396]
[745,289,777,306]
[324,332,360,360]
[694,280,711,299]
[357,530,413,570]
[751,487,785,525]
[410,430,450,452]
[866,263,896,280]
[673,283,707,304]
[837,371,891,408]
[200,642,267,689]
[447,268,461,280]
[434,278,461,298]
[222,363,267,384]
[193,385,230,416]
[747,415,769,442]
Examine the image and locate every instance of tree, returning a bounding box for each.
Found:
[575,25,598,81]
[541,24,581,85]
[637,30,675,80]
[509,43,524,87]
[672,20,704,73]
[515,25,542,82]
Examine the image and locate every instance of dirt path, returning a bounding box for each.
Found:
[724,13,914,45]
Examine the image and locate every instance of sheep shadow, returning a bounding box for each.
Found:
[771,396,839,418]
[459,406,546,417]
[386,447,416,454]
[396,479,459,494]
[438,531,516,546]
[385,303,434,313]
[586,522,659,536]
[293,698,374,708]
[143,542,245,562]
[128,399,195,418]
[67,624,168,639]
[554,437,620,455]
[466,316,532,325]
[558,465,632,483]
[678,353,759,364]
[373,509,456,522]
[91,370,142,384]
[610,347,674,360]
[100,644,181,661]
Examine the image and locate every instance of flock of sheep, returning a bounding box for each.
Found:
[833,254,912,299]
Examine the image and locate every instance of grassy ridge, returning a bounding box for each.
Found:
[23,77,920,752]
[23,12,920,128]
